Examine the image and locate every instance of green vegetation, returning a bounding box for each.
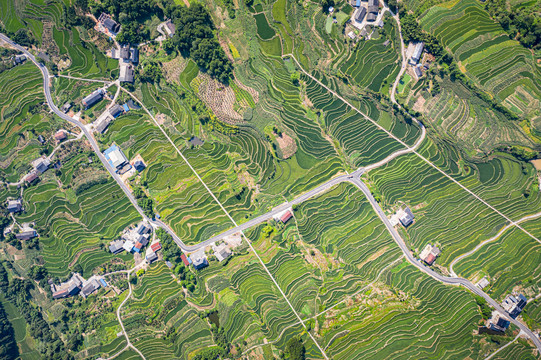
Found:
[168,4,233,83]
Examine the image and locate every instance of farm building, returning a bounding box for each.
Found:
[347,31,356,40]
[191,251,208,270]
[24,171,39,183]
[414,66,423,79]
[109,239,125,254]
[419,244,440,265]
[180,253,190,267]
[123,240,135,253]
[52,274,83,299]
[12,54,26,65]
[100,279,107,287]
[119,65,135,83]
[476,277,490,290]
[146,251,158,263]
[60,102,71,113]
[355,7,366,23]
[95,114,113,134]
[410,42,424,64]
[109,104,124,118]
[81,278,101,298]
[214,244,232,262]
[133,160,146,171]
[99,13,121,34]
[280,210,293,224]
[54,130,67,142]
[82,89,104,109]
[16,229,37,241]
[104,144,128,170]
[164,20,176,37]
[502,294,527,318]
[7,199,22,213]
[137,235,149,247]
[136,223,151,235]
[151,242,162,252]
[32,156,50,174]
[133,242,143,253]
[487,312,510,332]
[399,207,414,227]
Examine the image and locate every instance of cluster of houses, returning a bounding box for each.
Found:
[94,103,130,134]
[111,45,138,83]
[4,199,39,241]
[408,42,427,79]
[51,273,108,300]
[353,0,380,23]
[184,242,233,271]
[109,222,159,262]
[23,155,51,184]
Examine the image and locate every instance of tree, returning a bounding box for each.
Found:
[290,72,300,86]
[321,0,335,13]
[285,337,305,360]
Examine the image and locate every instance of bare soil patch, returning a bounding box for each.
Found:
[197,74,243,123]
[531,159,541,171]
[275,132,297,159]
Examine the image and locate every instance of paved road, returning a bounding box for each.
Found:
[348,174,541,352]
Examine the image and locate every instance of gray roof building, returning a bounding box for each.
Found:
[134,160,146,171]
[355,7,366,23]
[82,90,104,109]
[191,255,208,270]
[16,230,37,240]
[95,115,113,134]
[81,279,100,297]
[7,200,22,213]
[411,42,424,63]
[414,66,422,78]
[164,20,176,37]
[103,18,120,34]
[109,239,125,254]
[146,252,158,263]
[399,207,415,227]
[119,65,134,83]
[32,156,50,174]
[136,223,151,235]
[109,104,124,118]
[367,12,378,21]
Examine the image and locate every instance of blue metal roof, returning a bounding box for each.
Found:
[122,104,130,112]
[100,279,107,287]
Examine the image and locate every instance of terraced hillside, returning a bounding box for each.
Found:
[369,136,541,266]
[417,0,541,118]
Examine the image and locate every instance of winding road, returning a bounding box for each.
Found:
[3,32,541,355]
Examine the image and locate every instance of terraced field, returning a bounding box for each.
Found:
[15,162,139,276]
[418,0,541,116]
[369,137,541,266]
[339,18,401,93]
[404,77,536,155]
[489,339,539,360]
[453,218,541,300]
[0,63,55,183]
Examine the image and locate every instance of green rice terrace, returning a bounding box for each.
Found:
[1,0,541,358]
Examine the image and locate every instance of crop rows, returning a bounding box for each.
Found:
[369,137,541,266]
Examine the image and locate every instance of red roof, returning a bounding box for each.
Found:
[424,253,436,266]
[280,210,293,223]
[134,242,143,249]
[54,131,67,140]
[25,172,39,182]
[180,253,189,267]
[151,242,161,252]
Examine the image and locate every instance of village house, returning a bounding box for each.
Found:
[15,228,38,241]
[355,7,367,23]
[99,13,121,34]
[104,144,129,172]
[81,278,101,298]
[419,244,441,266]
[119,65,135,83]
[410,42,424,64]
[109,239,125,254]
[51,273,83,299]
[82,89,104,109]
[190,249,208,270]
[399,207,415,227]
[24,171,39,183]
[60,102,71,113]
[180,253,190,267]
[502,293,527,318]
[12,54,26,66]
[214,243,232,262]
[164,20,176,37]
[487,312,510,332]
[280,210,293,224]
[54,130,67,143]
[7,199,22,213]
[32,156,50,174]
